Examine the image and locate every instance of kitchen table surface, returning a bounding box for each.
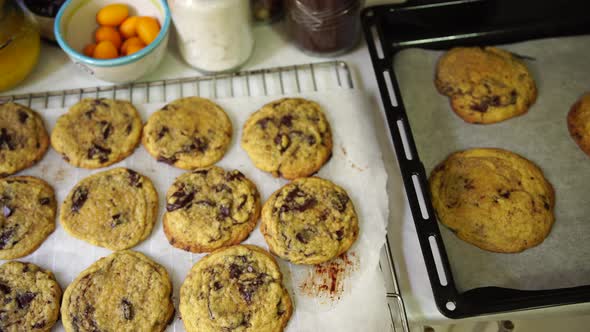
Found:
[4,9,590,327]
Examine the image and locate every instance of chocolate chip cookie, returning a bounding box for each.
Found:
[429,148,555,253]
[61,251,174,332]
[241,98,333,179]
[51,98,142,168]
[261,177,359,265]
[0,261,62,332]
[435,47,537,124]
[60,168,158,251]
[0,102,49,177]
[567,92,590,157]
[164,167,261,253]
[0,176,56,259]
[179,245,292,332]
[142,97,233,169]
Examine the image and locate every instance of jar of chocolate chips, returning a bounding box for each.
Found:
[286,0,362,56]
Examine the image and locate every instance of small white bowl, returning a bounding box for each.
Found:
[55,0,170,83]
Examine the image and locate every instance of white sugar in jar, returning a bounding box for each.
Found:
[169,0,255,73]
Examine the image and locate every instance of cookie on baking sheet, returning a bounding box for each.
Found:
[0,102,49,177]
[61,251,174,332]
[429,148,555,253]
[0,176,56,259]
[261,177,359,265]
[142,97,232,169]
[435,47,537,124]
[241,98,333,179]
[0,261,62,332]
[50,98,142,168]
[164,166,261,253]
[180,245,292,332]
[567,93,590,157]
[60,168,158,251]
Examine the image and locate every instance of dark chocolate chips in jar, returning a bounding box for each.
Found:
[286,0,362,56]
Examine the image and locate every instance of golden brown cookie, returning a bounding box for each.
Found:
[0,176,56,259]
[0,261,62,332]
[51,98,142,168]
[60,168,158,251]
[142,97,233,169]
[0,102,49,177]
[429,148,555,253]
[61,251,174,332]
[241,98,333,179]
[435,47,537,124]
[261,177,359,265]
[567,92,590,157]
[179,245,292,332]
[164,167,261,253]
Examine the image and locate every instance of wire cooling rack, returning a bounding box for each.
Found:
[0,60,410,332]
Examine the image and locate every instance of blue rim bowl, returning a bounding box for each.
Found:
[54,0,171,68]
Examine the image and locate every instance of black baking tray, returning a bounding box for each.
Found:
[361,0,590,319]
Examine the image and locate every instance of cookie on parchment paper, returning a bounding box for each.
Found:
[567,92,590,157]
[429,148,555,253]
[61,250,174,332]
[164,166,261,253]
[261,177,359,265]
[142,97,233,169]
[0,102,49,177]
[241,98,333,179]
[50,98,142,168]
[179,245,292,332]
[435,47,537,124]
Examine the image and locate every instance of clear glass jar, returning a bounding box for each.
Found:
[0,0,41,92]
[169,0,255,73]
[286,0,362,57]
[251,0,284,24]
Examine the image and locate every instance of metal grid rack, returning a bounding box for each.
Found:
[0,60,410,332]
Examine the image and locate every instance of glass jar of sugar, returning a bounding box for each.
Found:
[169,0,255,73]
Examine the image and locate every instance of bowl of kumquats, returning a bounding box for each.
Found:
[54,0,170,83]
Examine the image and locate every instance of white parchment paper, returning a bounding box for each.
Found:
[5,89,390,331]
[394,35,590,292]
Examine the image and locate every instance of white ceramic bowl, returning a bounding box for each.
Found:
[55,0,170,83]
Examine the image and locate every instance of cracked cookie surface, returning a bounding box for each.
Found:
[0,176,56,259]
[261,177,358,265]
[61,251,174,332]
[51,98,142,168]
[435,47,537,124]
[0,102,49,177]
[0,261,62,332]
[60,168,158,251]
[241,98,333,179]
[180,245,292,332]
[429,148,555,253]
[142,97,232,169]
[567,93,590,157]
[164,166,261,253]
